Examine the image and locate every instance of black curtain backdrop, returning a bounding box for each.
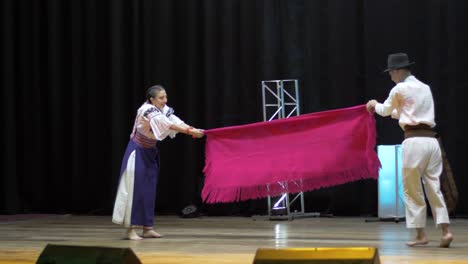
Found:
[2,0,467,217]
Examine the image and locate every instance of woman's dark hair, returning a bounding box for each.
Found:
[146,85,165,102]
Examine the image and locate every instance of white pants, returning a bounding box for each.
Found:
[402,137,450,228]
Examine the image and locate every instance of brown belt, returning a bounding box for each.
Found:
[404,124,436,139]
[404,123,431,131]
[133,131,157,148]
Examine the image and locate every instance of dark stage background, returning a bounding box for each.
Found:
[2,0,467,217]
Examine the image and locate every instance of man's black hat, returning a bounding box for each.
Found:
[384,53,415,72]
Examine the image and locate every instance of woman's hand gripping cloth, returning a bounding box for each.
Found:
[202,104,381,203]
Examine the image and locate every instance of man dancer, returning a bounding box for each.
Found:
[366,53,453,247]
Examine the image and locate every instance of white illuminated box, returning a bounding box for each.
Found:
[377,145,405,220]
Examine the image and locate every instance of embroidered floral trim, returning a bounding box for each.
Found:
[166,107,174,117]
[143,107,160,117]
[144,106,174,118]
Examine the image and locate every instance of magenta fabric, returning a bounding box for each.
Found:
[202,104,381,203]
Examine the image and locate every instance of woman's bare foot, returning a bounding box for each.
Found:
[440,232,453,248]
[406,237,429,247]
[142,229,163,238]
[127,229,143,240]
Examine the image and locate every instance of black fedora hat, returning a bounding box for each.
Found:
[383,53,415,72]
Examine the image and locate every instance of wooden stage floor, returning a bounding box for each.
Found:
[1,214,467,264]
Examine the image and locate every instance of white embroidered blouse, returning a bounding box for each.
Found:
[130,102,184,141]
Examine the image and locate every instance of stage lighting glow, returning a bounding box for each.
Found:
[378,145,405,220]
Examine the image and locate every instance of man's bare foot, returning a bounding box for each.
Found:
[440,233,453,248]
[127,229,143,240]
[406,238,429,247]
[142,229,163,238]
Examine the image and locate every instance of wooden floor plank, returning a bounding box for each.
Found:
[0,215,467,263]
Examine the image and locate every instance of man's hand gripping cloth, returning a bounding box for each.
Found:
[202,105,381,203]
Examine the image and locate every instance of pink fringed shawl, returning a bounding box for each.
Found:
[202,105,381,203]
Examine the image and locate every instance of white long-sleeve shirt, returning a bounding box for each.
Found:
[375,75,436,130]
[130,103,184,141]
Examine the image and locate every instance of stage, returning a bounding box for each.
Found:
[0,214,467,264]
